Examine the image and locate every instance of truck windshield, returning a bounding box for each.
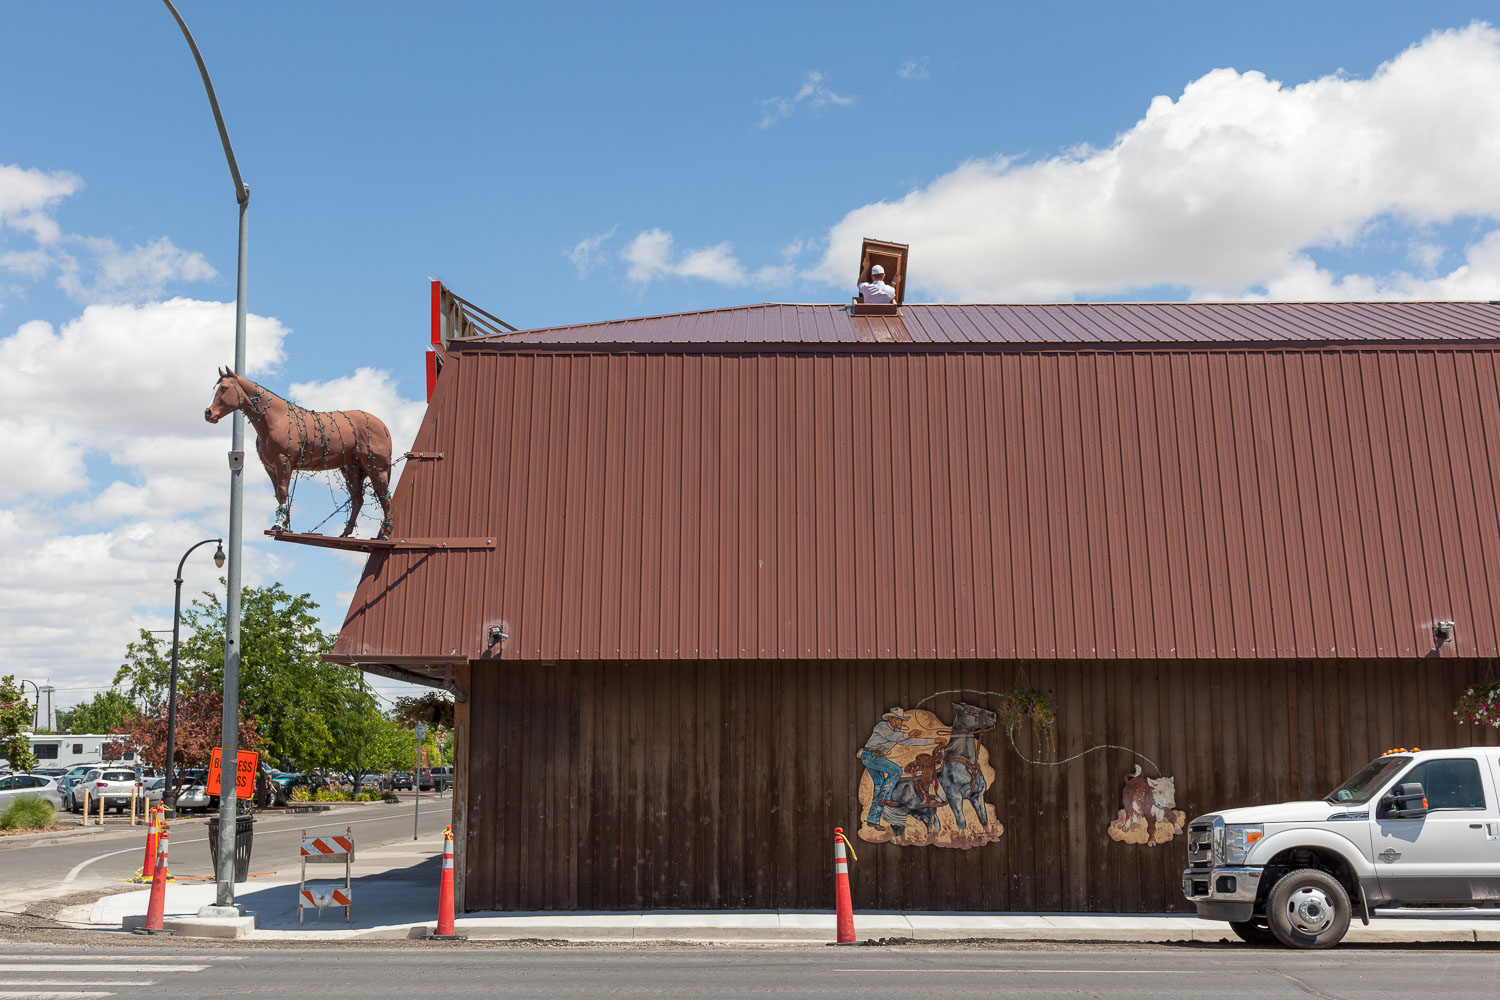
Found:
[1325,756,1410,804]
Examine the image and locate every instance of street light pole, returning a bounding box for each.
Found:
[160,0,249,911]
[18,680,39,731]
[164,538,224,816]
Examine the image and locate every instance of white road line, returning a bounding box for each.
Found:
[0,964,208,972]
[4,983,155,988]
[835,969,1212,974]
[0,993,114,999]
[63,810,448,883]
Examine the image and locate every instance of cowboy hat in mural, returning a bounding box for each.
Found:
[1107,764,1186,847]
[857,702,1004,850]
[204,367,395,538]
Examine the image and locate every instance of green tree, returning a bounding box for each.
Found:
[0,675,37,772]
[114,582,371,772]
[329,704,409,791]
[57,690,134,734]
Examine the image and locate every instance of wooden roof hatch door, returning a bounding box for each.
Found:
[854,237,909,316]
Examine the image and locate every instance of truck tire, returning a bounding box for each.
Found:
[1228,919,1277,945]
[1266,868,1351,949]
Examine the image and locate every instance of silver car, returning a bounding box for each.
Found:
[0,773,63,809]
[75,768,146,814]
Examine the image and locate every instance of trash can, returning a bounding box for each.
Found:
[207,814,255,883]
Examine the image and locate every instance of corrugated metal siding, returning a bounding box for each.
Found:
[333,346,1500,663]
[473,301,1500,346]
[457,657,1500,912]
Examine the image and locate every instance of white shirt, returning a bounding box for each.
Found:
[858,279,896,304]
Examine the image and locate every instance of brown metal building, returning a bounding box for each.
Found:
[326,291,1500,913]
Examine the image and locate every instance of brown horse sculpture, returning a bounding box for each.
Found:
[204,367,394,537]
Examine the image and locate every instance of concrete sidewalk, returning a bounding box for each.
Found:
[66,831,1500,945]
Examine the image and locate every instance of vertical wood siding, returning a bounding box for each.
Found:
[458,658,1500,913]
[336,347,1500,665]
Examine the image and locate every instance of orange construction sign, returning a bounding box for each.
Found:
[206,747,260,799]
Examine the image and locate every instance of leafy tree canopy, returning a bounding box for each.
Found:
[114,582,374,773]
[57,690,134,735]
[0,675,36,772]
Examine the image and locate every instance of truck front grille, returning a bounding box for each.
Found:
[1186,822,1214,870]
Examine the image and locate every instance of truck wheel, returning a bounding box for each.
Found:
[1266,868,1351,949]
[1228,919,1277,945]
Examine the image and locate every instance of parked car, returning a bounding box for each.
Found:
[74,767,145,814]
[0,773,63,809]
[32,767,68,778]
[1184,745,1500,949]
[57,773,85,811]
[390,771,413,791]
[428,767,455,792]
[167,779,212,813]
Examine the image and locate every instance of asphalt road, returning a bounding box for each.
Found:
[2,945,1500,998]
[0,795,454,897]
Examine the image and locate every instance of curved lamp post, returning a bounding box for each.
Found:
[18,680,39,732]
[160,0,248,909]
[163,538,225,815]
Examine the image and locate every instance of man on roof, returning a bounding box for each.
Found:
[858,264,897,304]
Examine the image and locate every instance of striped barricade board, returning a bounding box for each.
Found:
[299,826,354,923]
[301,834,354,857]
[300,887,352,908]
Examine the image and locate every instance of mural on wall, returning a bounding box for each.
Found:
[857,702,1005,850]
[1106,764,1186,847]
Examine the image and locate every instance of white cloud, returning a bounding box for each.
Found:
[621,228,805,287]
[0,298,292,696]
[57,236,216,304]
[758,70,856,129]
[0,163,215,306]
[898,57,930,81]
[809,22,1500,300]
[0,163,80,243]
[566,227,617,276]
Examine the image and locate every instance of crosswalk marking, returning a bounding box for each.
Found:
[0,964,208,972]
[3,982,157,987]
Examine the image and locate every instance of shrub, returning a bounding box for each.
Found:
[289,785,314,803]
[1,794,57,831]
[381,792,399,803]
[313,788,351,802]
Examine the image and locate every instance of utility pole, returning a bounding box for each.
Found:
[160,0,249,913]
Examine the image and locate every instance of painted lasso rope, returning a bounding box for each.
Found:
[915,688,1162,777]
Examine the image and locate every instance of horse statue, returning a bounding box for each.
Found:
[879,701,997,838]
[204,367,394,538]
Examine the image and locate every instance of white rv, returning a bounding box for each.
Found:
[22,733,141,771]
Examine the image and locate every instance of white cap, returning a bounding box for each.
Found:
[870,264,885,276]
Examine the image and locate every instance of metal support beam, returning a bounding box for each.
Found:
[350,661,468,702]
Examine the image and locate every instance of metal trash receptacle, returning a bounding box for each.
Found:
[207,814,255,882]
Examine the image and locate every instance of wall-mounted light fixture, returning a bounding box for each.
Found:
[1433,620,1455,644]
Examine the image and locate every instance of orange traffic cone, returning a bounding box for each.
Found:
[833,827,856,944]
[432,824,464,940]
[137,806,160,883]
[140,821,169,934]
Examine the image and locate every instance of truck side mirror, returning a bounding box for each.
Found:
[1382,781,1429,819]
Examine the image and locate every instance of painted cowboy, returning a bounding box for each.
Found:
[860,707,942,825]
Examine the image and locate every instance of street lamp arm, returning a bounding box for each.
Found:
[159,0,248,204]
[176,537,225,584]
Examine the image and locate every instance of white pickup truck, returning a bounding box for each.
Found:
[1183,746,1500,948]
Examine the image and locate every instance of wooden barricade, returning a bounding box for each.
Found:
[299,827,354,923]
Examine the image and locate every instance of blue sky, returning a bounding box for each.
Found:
[4,1,1500,710]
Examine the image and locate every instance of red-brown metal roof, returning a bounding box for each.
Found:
[468,301,1500,347]
[332,336,1500,666]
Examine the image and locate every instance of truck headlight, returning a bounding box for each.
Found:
[1219,824,1264,864]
